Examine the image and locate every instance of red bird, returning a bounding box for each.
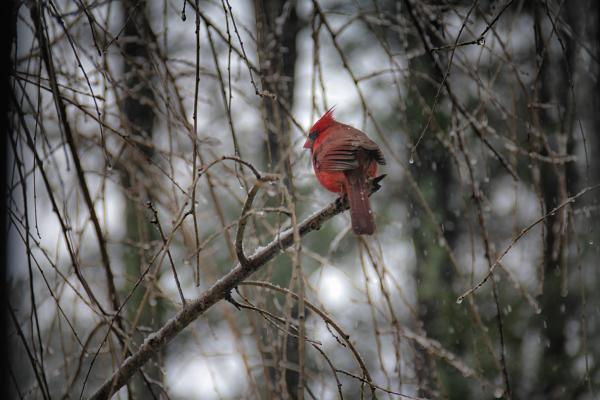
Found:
[304,108,385,235]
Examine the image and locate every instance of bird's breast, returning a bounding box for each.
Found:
[314,169,346,194]
[312,157,379,195]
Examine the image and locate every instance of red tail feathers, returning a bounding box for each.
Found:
[344,169,375,235]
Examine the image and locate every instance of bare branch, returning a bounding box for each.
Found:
[89,178,385,399]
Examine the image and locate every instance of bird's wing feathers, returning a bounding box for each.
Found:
[315,143,359,170]
[314,126,385,171]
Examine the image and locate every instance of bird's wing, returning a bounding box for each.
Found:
[313,125,385,171]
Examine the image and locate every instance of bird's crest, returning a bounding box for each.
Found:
[310,106,336,134]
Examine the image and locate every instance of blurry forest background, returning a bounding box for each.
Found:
[5,0,600,399]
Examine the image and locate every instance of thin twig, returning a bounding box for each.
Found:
[457,184,600,303]
[235,174,280,267]
[147,202,187,306]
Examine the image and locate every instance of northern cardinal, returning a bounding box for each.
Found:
[304,108,385,235]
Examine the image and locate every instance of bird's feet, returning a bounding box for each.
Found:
[368,174,386,193]
[224,289,242,310]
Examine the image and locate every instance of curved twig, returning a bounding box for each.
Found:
[235,174,280,267]
[200,155,264,180]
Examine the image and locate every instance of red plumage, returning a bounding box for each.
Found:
[304,108,385,235]
[307,107,336,137]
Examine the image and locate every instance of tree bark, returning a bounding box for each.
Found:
[254,0,299,194]
[120,0,160,397]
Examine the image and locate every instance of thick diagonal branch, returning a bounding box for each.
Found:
[90,176,385,399]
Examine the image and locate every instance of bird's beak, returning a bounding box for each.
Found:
[303,139,312,149]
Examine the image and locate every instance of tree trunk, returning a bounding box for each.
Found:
[254,1,301,397]
[533,1,581,397]
[254,0,299,194]
[120,1,160,397]
[404,3,466,397]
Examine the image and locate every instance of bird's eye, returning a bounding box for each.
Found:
[308,131,318,141]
